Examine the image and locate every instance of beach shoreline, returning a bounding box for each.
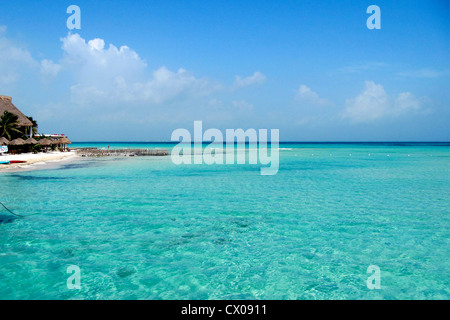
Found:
[0,151,79,173]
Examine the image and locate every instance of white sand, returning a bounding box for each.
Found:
[0,151,79,172]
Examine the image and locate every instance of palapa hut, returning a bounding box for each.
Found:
[1,95,72,154]
[8,138,26,154]
[38,138,52,146]
[51,137,72,151]
[38,138,53,152]
[24,137,38,153]
[9,138,26,146]
[24,137,38,145]
[59,137,72,151]
[0,137,10,145]
[0,95,33,136]
[60,137,72,144]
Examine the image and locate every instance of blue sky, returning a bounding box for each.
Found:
[1,0,449,141]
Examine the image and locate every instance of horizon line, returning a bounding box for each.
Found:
[69,141,450,144]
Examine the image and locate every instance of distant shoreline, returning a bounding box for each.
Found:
[69,141,450,147]
[70,141,450,144]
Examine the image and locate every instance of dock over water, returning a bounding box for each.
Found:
[74,148,169,157]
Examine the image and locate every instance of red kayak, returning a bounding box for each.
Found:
[9,160,27,164]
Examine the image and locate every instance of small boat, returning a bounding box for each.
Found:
[9,160,27,164]
[0,161,10,165]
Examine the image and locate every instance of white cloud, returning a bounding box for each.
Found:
[394,92,420,114]
[61,33,147,85]
[343,81,422,122]
[296,85,331,106]
[337,62,388,74]
[88,38,105,51]
[0,27,37,86]
[232,99,253,112]
[0,29,265,133]
[233,71,266,89]
[57,33,220,106]
[208,99,224,109]
[40,59,62,79]
[397,68,450,78]
[110,67,217,104]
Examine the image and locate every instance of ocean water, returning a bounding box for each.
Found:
[0,143,449,300]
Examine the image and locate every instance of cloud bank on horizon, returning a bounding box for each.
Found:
[0,0,448,141]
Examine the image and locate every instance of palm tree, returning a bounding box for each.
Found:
[0,111,22,140]
[27,116,39,136]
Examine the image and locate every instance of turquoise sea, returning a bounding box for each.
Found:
[0,142,449,300]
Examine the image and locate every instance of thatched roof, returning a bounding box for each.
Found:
[0,95,33,127]
[60,137,72,144]
[0,137,10,145]
[38,138,52,146]
[9,138,26,146]
[52,137,72,145]
[24,137,38,144]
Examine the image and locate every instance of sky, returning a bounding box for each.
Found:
[0,0,449,141]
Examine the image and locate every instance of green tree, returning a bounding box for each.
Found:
[27,116,39,136]
[0,111,22,140]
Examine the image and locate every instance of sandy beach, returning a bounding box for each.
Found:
[0,151,79,172]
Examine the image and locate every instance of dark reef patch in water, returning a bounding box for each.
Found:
[117,266,137,278]
[213,237,229,245]
[0,214,17,224]
[9,174,72,181]
[56,161,103,170]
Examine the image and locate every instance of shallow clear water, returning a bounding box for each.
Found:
[0,143,449,299]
